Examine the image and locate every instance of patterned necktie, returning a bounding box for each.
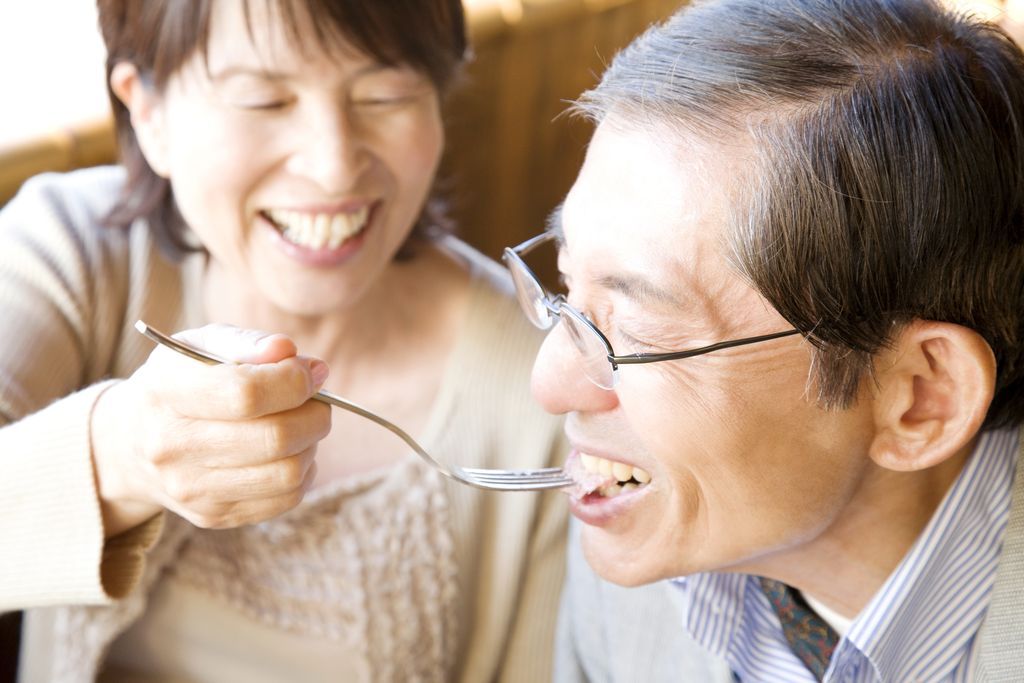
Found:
[759,577,840,681]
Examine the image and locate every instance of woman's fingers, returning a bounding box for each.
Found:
[148,400,332,469]
[175,323,297,364]
[166,448,320,529]
[149,357,326,420]
[141,324,329,420]
[162,449,315,507]
[91,323,334,534]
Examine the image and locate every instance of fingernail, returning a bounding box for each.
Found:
[253,334,277,352]
[309,360,329,388]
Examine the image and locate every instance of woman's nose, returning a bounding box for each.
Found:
[286,107,370,194]
[531,323,619,416]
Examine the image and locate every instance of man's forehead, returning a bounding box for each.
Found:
[550,123,752,312]
[551,203,709,311]
[554,174,722,264]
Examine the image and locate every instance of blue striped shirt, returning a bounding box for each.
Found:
[671,427,1019,682]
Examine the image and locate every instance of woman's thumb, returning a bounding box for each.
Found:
[174,323,297,364]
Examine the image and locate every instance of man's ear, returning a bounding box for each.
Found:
[109,61,170,177]
[868,320,995,472]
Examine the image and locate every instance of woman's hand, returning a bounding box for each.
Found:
[90,324,331,536]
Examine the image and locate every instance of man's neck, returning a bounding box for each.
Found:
[743,440,976,618]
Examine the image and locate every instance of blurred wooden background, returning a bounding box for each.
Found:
[443,0,681,260]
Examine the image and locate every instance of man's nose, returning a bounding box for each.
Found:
[531,323,619,416]
[286,106,370,194]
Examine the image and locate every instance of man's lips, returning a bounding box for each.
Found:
[563,452,615,502]
[562,450,653,502]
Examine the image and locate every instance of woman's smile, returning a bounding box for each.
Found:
[258,201,377,267]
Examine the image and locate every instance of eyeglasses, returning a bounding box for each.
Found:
[502,231,801,390]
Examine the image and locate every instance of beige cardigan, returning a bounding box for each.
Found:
[0,167,568,682]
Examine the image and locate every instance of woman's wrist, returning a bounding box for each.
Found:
[90,380,162,537]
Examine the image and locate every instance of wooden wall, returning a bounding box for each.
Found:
[443,0,681,263]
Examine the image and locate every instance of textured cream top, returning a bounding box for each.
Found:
[0,167,569,683]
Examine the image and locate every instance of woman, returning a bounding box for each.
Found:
[0,1,567,680]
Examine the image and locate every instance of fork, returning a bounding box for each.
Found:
[134,321,572,491]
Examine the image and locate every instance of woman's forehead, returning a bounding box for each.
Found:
[205,0,367,71]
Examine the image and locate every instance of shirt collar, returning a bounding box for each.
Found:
[671,427,1019,682]
[845,427,1018,681]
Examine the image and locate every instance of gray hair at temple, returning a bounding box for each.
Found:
[574,0,1024,428]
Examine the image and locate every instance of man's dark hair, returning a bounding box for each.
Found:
[576,0,1024,428]
[96,0,467,258]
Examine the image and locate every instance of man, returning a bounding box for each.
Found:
[502,0,1024,680]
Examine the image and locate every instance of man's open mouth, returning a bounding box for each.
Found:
[564,451,652,502]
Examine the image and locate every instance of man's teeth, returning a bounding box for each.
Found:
[266,207,370,249]
[598,482,639,498]
[579,453,651,498]
[580,453,651,483]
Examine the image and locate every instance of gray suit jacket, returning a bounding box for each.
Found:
[553,519,732,682]
[555,441,1024,682]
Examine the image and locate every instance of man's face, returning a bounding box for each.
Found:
[531,119,877,585]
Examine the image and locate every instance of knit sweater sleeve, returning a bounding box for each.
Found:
[0,169,164,610]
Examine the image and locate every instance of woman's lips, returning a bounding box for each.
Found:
[260,203,377,267]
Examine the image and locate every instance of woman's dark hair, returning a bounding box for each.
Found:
[574,0,1024,428]
[96,0,467,257]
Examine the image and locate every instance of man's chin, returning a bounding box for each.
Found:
[580,527,669,587]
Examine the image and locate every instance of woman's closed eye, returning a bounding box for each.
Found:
[215,78,295,111]
[350,69,433,109]
[238,98,292,111]
[351,88,429,108]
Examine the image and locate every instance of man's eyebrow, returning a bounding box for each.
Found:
[547,202,680,307]
[545,203,565,244]
[596,272,683,308]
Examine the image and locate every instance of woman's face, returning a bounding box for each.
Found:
[130,0,444,315]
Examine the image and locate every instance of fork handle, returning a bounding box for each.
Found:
[310,388,441,469]
[133,321,454,478]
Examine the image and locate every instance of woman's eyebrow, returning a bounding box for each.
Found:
[208,65,293,82]
[207,62,387,83]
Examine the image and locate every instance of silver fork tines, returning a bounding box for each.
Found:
[451,465,572,490]
[135,320,571,492]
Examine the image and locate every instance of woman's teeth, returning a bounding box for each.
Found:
[579,453,651,498]
[265,207,370,249]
